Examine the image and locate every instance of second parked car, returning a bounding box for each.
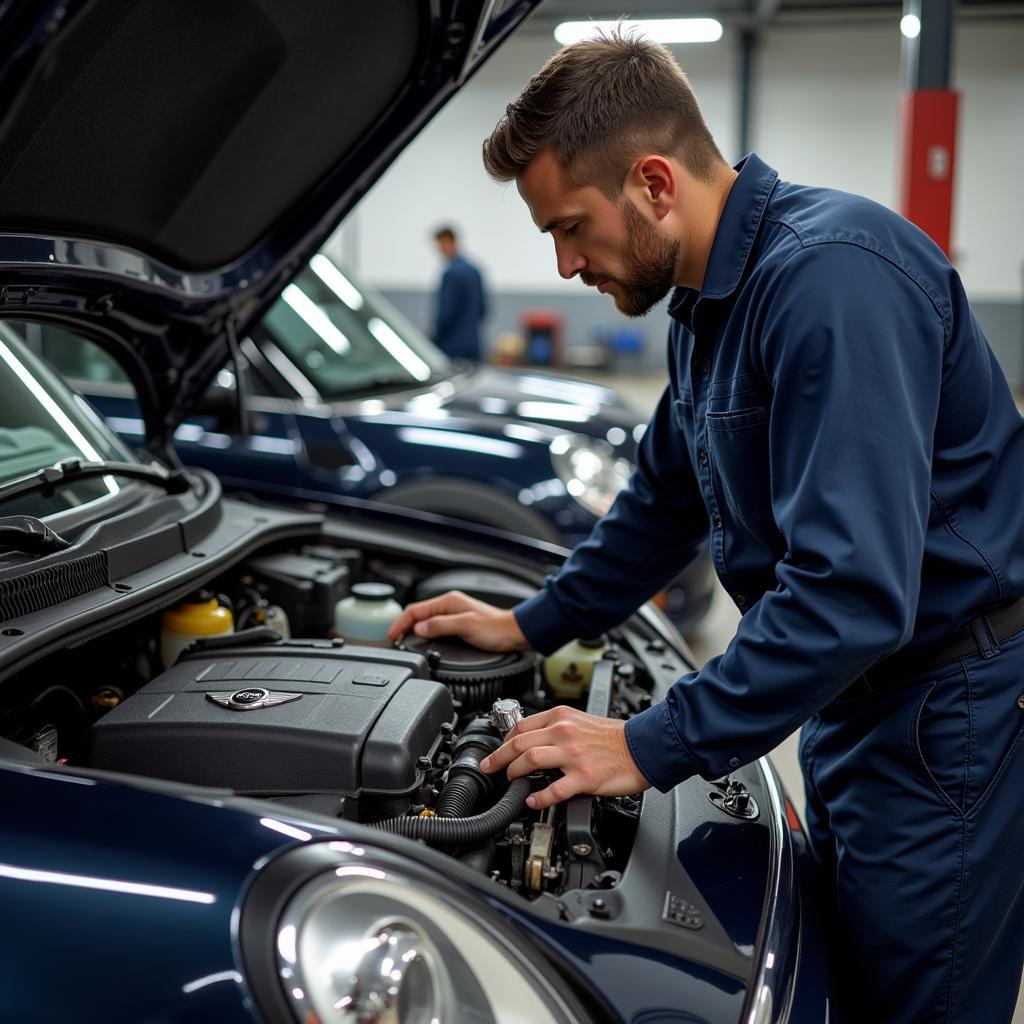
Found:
[30,254,714,631]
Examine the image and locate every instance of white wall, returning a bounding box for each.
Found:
[756,21,1024,299]
[329,30,736,294]
[332,19,1024,302]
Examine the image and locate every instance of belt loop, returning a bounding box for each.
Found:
[970,616,1000,659]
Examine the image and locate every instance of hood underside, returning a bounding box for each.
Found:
[0,0,539,458]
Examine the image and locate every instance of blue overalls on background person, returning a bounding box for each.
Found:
[512,153,1024,1022]
[435,253,487,361]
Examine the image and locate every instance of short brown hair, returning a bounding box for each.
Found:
[482,30,724,196]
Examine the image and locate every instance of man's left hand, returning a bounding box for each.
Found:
[480,706,652,810]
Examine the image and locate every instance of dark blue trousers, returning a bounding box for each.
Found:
[801,626,1024,1023]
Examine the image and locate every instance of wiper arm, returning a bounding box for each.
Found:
[0,515,71,554]
[0,458,191,508]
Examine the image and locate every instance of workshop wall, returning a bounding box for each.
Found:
[330,20,1024,382]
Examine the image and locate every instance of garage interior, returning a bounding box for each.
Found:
[1,0,1022,1019]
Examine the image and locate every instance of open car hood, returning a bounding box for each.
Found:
[0,0,540,460]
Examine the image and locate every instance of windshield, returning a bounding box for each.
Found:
[260,254,450,398]
[0,322,135,517]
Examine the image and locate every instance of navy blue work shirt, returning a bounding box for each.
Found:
[435,253,487,360]
[514,153,1024,791]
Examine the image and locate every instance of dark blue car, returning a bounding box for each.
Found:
[0,3,828,1022]
[31,253,714,633]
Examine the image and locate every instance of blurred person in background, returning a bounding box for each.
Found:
[432,225,487,360]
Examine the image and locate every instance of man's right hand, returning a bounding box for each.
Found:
[386,590,530,652]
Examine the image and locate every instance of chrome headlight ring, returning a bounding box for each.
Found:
[549,434,633,518]
[239,839,590,1024]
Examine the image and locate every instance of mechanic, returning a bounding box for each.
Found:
[389,32,1024,1023]
[432,224,488,360]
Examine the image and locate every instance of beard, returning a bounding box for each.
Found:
[582,200,680,317]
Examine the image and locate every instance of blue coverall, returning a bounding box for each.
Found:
[514,154,1024,1022]
[434,253,487,360]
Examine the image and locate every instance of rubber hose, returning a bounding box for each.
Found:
[375,778,532,845]
[459,841,497,875]
[436,772,484,818]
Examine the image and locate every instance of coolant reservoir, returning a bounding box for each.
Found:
[161,594,234,668]
[262,604,291,640]
[544,636,608,700]
[333,582,403,647]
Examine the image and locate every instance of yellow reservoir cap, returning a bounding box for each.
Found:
[162,598,234,636]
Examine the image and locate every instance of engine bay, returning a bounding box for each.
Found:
[1,536,668,901]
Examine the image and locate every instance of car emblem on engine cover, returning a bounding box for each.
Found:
[206,688,303,711]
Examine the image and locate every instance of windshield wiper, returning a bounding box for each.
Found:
[0,458,190,508]
[0,515,71,555]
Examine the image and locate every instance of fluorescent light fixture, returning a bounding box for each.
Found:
[554,18,723,46]
[310,254,364,310]
[900,13,921,37]
[282,284,351,355]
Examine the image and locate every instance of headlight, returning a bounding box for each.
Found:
[275,848,580,1024]
[549,434,632,518]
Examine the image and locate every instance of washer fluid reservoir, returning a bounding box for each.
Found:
[333,582,403,647]
[161,593,234,668]
[544,636,608,700]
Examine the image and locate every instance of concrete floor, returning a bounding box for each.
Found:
[582,368,1024,1020]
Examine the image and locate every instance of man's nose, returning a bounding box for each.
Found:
[554,241,586,280]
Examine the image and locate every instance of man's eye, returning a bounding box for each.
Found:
[565,223,580,238]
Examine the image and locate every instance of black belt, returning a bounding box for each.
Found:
[860,595,1024,692]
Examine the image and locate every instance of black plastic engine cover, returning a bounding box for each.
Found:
[90,642,452,796]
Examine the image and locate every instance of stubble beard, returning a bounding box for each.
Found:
[593,200,680,318]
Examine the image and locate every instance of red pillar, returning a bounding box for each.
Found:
[899,90,959,257]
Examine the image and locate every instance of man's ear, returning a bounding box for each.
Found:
[628,155,677,219]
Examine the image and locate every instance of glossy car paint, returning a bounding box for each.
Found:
[0,751,821,1023]
[81,363,636,547]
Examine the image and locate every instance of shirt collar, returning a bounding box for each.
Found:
[668,153,779,324]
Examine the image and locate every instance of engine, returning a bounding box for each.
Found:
[3,539,662,899]
[90,643,455,821]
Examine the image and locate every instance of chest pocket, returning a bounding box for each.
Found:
[707,406,772,521]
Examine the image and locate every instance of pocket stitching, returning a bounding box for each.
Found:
[706,407,772,522]
[706,405,768,429]
[708,372,759,400]
[909,681,965,819]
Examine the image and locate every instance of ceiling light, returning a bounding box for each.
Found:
[554,18,723,46]
[900,14,921,38]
